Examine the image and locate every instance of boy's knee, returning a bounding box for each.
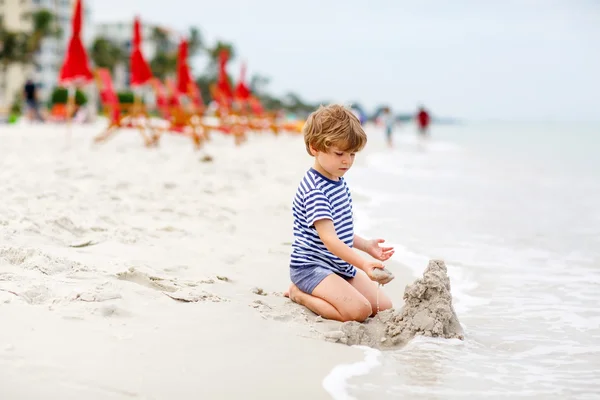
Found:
[375,298,393,314]
[342,301,372,322]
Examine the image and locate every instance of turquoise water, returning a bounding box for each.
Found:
[344,122,600,399]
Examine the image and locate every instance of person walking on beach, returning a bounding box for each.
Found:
[416,105,430,138]
[382,107,395,147]
[350,103,366,125]
[285,104,394,322]
[23,79,44,122]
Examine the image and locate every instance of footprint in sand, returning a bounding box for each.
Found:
[164,289,226,303]
[251,297,310,323]
[0,247,88,275]
[73,283,122,303]
[14,285,53,305]
[116,267,225,303]
[251,287,267,296]
[116,267,178,292]
[50,216,86,236]
[93,304,132,317]
[115,182,131,190]
[162,265,189,273]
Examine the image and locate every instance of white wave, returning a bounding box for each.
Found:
[322,346,382,400]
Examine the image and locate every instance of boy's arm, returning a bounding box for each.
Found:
[353,234,369,253]
[314,219,379,272]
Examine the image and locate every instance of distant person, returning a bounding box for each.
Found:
[350,106,361,122]
[284,104,394,322]
[72,103,90,123]
[350,105,366,125]
[416,105,431,138]
[23,79,44,122]
[382,107,395,147]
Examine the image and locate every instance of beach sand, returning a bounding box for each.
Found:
[0,121,419,399]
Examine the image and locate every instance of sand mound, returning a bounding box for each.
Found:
[327,260,464,348]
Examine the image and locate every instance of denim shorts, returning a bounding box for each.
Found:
[290,265,357,294]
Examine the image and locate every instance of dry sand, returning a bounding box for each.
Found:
[0,121,458,399]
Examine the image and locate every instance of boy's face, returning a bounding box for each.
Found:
[311,144,356,181]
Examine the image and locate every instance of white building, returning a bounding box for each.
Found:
[0,0,93,108]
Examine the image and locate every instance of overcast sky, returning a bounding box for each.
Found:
[89,0,600,121]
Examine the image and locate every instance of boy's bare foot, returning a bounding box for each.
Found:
[284,284,301,303]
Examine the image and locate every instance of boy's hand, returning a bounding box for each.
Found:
[362,261,395,285]
[365,239,394,261]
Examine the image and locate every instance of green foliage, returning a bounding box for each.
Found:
[204,40,235,77]
[249,74,270,95]
[258,94,283,111]
[0,27,29,67]
[50,87,88,105]
[149,51,177,80]
[0,10,61,100]
[90,37,124,72]
[116,91,145,104]
[0,9,63,66]
[195,76,213,106]
[26,9,62,57]
[282,92,315,114]
[148,26,202,80]
[188,27,203,57]
[117,91,135,104]
[207,40,235,62]
[148,26,178,80]
[10,98,22,115]
[151,27,174,54]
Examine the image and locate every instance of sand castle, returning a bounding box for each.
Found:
[327,260,464,349]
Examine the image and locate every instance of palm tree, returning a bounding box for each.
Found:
[149,51,177,80]
[0,10,60,103]
[147,26,203,80]
[249,73,270,95]
[25,9,62,60]
[205,40,235,76]
[148,27,177,80]
[150,26,173,54]
[90,37,125,73]
[0,24,29,99]
[283,92,305,113]
[187,27,203,57]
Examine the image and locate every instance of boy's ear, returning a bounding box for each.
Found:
[309,145,318,156]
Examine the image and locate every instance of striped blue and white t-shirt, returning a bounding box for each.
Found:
[290,168,356,278]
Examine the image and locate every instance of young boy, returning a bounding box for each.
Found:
[285,104,394,322]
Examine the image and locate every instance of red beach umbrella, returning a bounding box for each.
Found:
[129,17,153,87]
[234,62,251,101]
[58,0,93,84]
[176,40,193,95]
[216,49,233,100]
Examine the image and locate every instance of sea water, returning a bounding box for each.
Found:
[328,122,600,399]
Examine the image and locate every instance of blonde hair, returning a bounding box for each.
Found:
[303,104,367,156]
